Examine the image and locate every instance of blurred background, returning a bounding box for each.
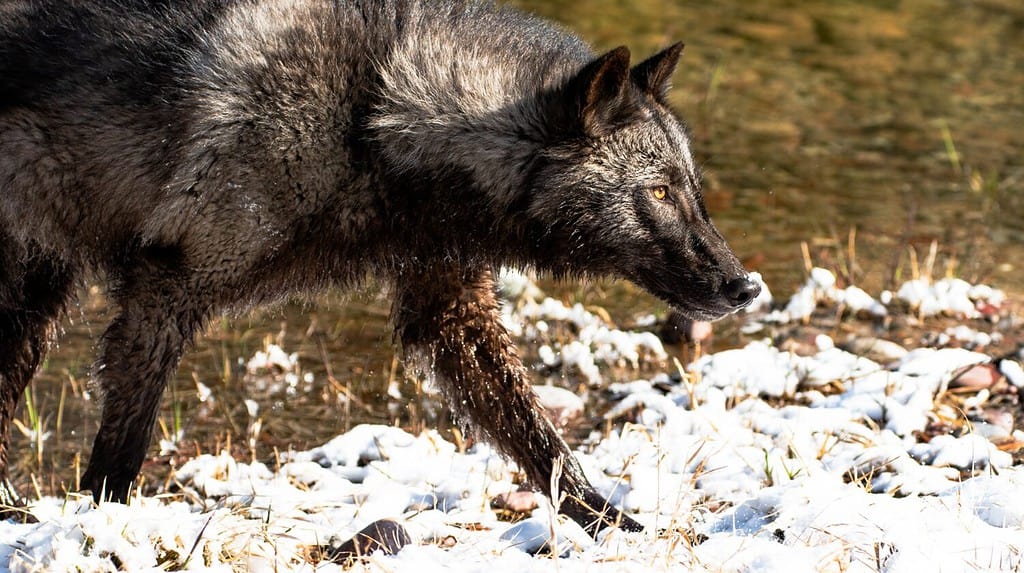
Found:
[519,0,1024,292]
[11,0,1023,497]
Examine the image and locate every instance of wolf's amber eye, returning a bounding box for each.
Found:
[651,185,669,201]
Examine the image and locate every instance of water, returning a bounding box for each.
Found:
[525,0,1024,292]
[10,0,1024,495]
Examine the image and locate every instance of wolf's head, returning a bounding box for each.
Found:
[525,44,759,320]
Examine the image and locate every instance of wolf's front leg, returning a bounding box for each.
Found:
[81,261,212,503]
[392,268,641,537]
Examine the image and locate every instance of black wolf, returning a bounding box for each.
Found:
[0,0,758,534]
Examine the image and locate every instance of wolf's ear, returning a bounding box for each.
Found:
[563,46,645,138]
[631,42,684,103]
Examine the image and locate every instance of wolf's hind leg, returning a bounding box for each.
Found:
[0,245,75,514]
[81,255,211,503]
[393,268,642,537]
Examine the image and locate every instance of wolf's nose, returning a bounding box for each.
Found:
[724,276,761,308]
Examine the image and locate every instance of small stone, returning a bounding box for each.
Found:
[689,321,713,343]
[500,518,566,556]
[658,310,712,344]
[972,422,1009,443]
[492,490,539,514]
[950,363,1002,390]
[982,409,1014,435]
[532,385,584,429]
[999,360,1024,389]
[323,519,412,563]
[842,337,908,364]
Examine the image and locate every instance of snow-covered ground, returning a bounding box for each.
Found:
[3,269,1024,572]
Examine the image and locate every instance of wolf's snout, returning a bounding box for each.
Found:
[723,276,761,309]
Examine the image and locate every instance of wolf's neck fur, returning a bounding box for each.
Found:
[369,2,590,211]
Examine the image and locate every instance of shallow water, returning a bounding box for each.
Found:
[524,0,1024,291]
[10,0,1024,496]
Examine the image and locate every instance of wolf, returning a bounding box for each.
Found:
[0,0,759,534]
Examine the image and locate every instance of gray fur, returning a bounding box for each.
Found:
[0,0,757,533]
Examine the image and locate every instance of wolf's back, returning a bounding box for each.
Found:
[0,0,587,253]
[0,1,240,112]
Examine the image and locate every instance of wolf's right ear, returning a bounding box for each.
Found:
[558,46,645,138]
[631,42,684,103]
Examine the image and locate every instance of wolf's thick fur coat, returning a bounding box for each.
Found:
[0,0,757,533]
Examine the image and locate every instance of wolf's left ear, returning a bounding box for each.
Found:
[631,42,685,103]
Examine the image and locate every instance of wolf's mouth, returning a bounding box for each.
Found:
[670,300,739,322]
[635,275,754,322]
[666,274,760,321]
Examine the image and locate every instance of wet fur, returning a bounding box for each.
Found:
[0,0,753,533]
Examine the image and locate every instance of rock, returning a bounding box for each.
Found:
[532,385,584,428]
[976,415,1012,440]
[950,363,1002,390]
[500,518,567,556]
[491,490,539,514]
[983,409,1014,434]
[690,320,714,342]
[323,519,412,563]
[658,309,713,344]
[999,359,1024,389]
[842,336,908,364]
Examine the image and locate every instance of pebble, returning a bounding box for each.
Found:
[982,409,1015,435]
[999,359,1024,389]
[658,311,713,344]
[950,363,1002,390]
[532,385,585,428]
[973,420,1012,442]
[842,336,908,364]
[500,518,566,556]
[491,490,539,514]
[325,519,412,562]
